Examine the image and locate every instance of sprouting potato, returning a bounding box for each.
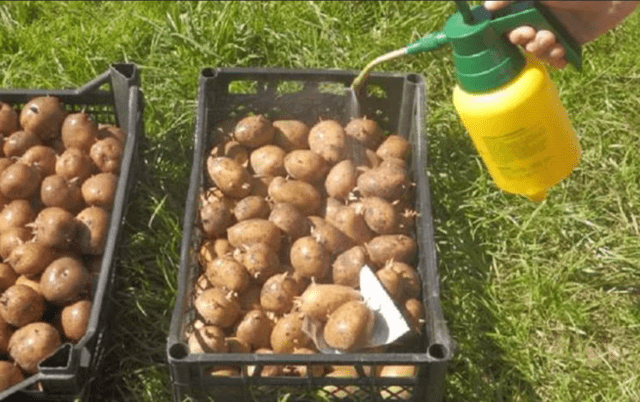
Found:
[344,117,384,150]
[376,135,411,161]
[323,300,375,352]
[207,156,252,199]
[283,150,328,183]
[250,145,286,177]
[324,159,357,201]
[267,177,322,216]
[308,120,346,165]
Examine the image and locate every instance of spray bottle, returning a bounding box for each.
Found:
[352,1,582,202]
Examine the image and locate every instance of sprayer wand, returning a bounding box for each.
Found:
[350,31,449,91]
[350,0,581,91]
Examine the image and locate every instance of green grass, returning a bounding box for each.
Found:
[1,1,639,401]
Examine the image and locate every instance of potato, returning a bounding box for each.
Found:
[268,203,310,240]
[40,256,90,306]
[21,145,57,178]
[0,199,35,232]
[386,261,421,301]
[60,299,91,342]
[246,348,281,377]
[267,176,321,216]
[235,309,274,350]
[200,198,231,238]
[375,267,403,302]
[0,102,18,136]
[89,137,122,174]
[366,235,417,267]
[6,241,56,277]
[272,120,309,151]
[356,165,408,201]
[221,140,249,167]
[210,137,249,165]
[308,216,353,255]
[0,315,12,355]
[233,243,280,283]
[3,130,41,158]
[308,120,346,165]
[403,298,425,334]
[226,337,251,354]
[376,135,411,161]
[327,204,374,245]
[20,96,66,141]
[249,145,286,177]
[379,365,417,400]
[187,325,228,354]
[227,219,281,251]
[332,246,368,288]
[323,300,375,352]
[270,311,312,354]
[199,239,233,266]
[81,172,118,209]
[75,206,110,255]
[324,159,358,200]
[205,256,250,293]
[0,360,24,392]
[0,227,32,260]
[283,150,328,183]
[379,156,407,171]
[210,366,241,377]
[8,322,62,374]
[290,236,331,280]
[289,347,325,377]
[0,263,17,292]
[233,195,270,222]
[233,115,275,148]
[0,162,40,200]
[296,284,362,322]
[362,197,398,234]
[323,367,365,399]
[61,113,98,153]
[206,156,252,199]
[344,117,384,150]
[260,272,299,314]
[194,287,241,328]
[0,284,45,327]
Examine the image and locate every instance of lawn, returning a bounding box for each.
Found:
[0,1,639,401]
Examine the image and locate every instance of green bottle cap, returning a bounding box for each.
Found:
[406,1,582,93]
[444,3,525,92]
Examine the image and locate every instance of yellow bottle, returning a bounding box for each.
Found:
[453,55,581,202]
[403,1,583,202]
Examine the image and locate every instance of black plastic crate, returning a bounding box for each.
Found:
[167,67,453,402]
[0,64,143,401]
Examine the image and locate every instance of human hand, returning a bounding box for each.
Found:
[484,1,640,69]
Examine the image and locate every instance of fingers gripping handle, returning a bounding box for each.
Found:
[488,1,582,70]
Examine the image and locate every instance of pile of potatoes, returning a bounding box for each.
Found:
[190,112,426,382]
[0,97,123,392]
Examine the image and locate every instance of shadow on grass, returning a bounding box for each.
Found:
[85,109,194,401]
[426,123,542,402]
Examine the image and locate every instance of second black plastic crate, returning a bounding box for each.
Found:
[167,67,453,402]
[0,64,143,401]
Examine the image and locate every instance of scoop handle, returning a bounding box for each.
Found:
[488,1,582,70]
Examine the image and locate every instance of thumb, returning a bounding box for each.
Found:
[483,1,512,12]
